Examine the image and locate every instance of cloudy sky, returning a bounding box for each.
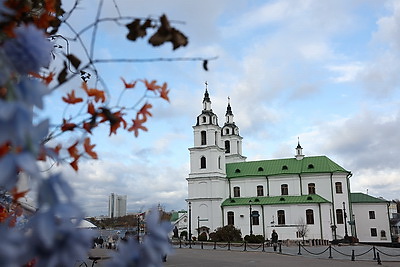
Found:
[40,0,400,217]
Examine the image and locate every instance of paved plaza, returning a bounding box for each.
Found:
[81,244,400,267]
[164,248,398,267]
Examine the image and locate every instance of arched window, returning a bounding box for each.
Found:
[227,211,234,225]
[335,182,343,194]
[306,209,314,224]
[200,156,206,169]
[218,156,221,169]
[233,186,240,197]
[252,211,260,225]
[225,128,229,135]
[257,185,264,196]
[225,140,230,153]
[281,184,288,195]
[308,183,315,194]
[201,130,206,145]
[336,209,343,224]
[277,210,285,225]
[202,116,206,123]
[215,131,218,145]
[380,230,386,238]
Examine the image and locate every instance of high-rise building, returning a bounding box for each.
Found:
[108,193,127,218]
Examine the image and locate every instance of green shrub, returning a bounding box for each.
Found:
[211,225,242,242]
[198,232,208,241]
[244,234,265,243]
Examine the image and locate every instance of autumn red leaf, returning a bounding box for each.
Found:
[53,144,62,155]
[61,119,77,131]
[121,77,137,89]
[142,79,160,92]
[62,90,83,104]
[138,103,152,120]
[67,141,80,160]
[83,122,94,134]
[70,157,80,171]
[10,188,28,202]
[0,142,10,157]
[30,71,55,85]
[98,108,127,136]
[159,82,170,102]
[127,116,148,137]
[87,102,96,115]
[83,138,98,159]
[82,82,106,103]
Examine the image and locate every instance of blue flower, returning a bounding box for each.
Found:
[15,77,49,109]
[26,174,94,267]
[107,208,173,267]
[0,0,14,23]
[0,220,30,266]
[3,24,52,74]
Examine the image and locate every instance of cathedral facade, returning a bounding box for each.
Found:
[187,87,391,243]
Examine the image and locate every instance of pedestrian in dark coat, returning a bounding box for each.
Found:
[271,229,278,251]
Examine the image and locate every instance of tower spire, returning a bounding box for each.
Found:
[295,137,304,160]
[202,81,211,110]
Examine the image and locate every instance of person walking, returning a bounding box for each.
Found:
[271,229,278,251]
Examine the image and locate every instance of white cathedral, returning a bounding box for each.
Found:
[186,86,391,243]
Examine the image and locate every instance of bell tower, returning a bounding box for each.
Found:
[187,83,227,236]
[221,97,246,163]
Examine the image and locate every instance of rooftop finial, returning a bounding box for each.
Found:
[205,81,208,90]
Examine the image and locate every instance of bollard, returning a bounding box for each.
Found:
[228,241,231,250]
[213,241,216,250]
[328,245,332,259]
[189,239,192,249]
[244,241,247,251]
[279,243,282,254]
[376,252,381,265]
[298,242,301,255]
[201,242,203,249]
[373,246,377,260]
[351,249,355,261]
[179,239,182,248]
[262,242,265,252]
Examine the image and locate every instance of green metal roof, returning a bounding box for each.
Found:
[226,156,349,178]
[221,194,330,207]
[350,193,388,203]
[170,212,179,222]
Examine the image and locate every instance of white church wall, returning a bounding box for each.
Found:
[352,203,391,243]
[268,175,301,196]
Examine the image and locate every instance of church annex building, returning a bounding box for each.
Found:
[187,87,391,243]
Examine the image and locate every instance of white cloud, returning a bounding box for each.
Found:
[327,62,364,83]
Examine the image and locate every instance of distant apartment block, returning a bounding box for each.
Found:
[108,193,127,218]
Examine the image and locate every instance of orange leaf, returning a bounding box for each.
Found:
[0,142,10,157]
[87,102,96,115]
[62,90,83,104]
[61,119,76,132]
[67,141,79,160]
[138,103,152,120]
[83,138,98,159]
[159,82,170,102]
[121,77,137,89]
[30,71,55,85]
[10,188,28,202]
[127,116,148,137]
[70,157,80,171]
[142,79,160,92]
[82,82,106,103]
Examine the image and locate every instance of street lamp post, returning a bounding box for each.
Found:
[343,202,349,239]
[249,200,253,236]
[197,216,200,237]
[188,202,192,241]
